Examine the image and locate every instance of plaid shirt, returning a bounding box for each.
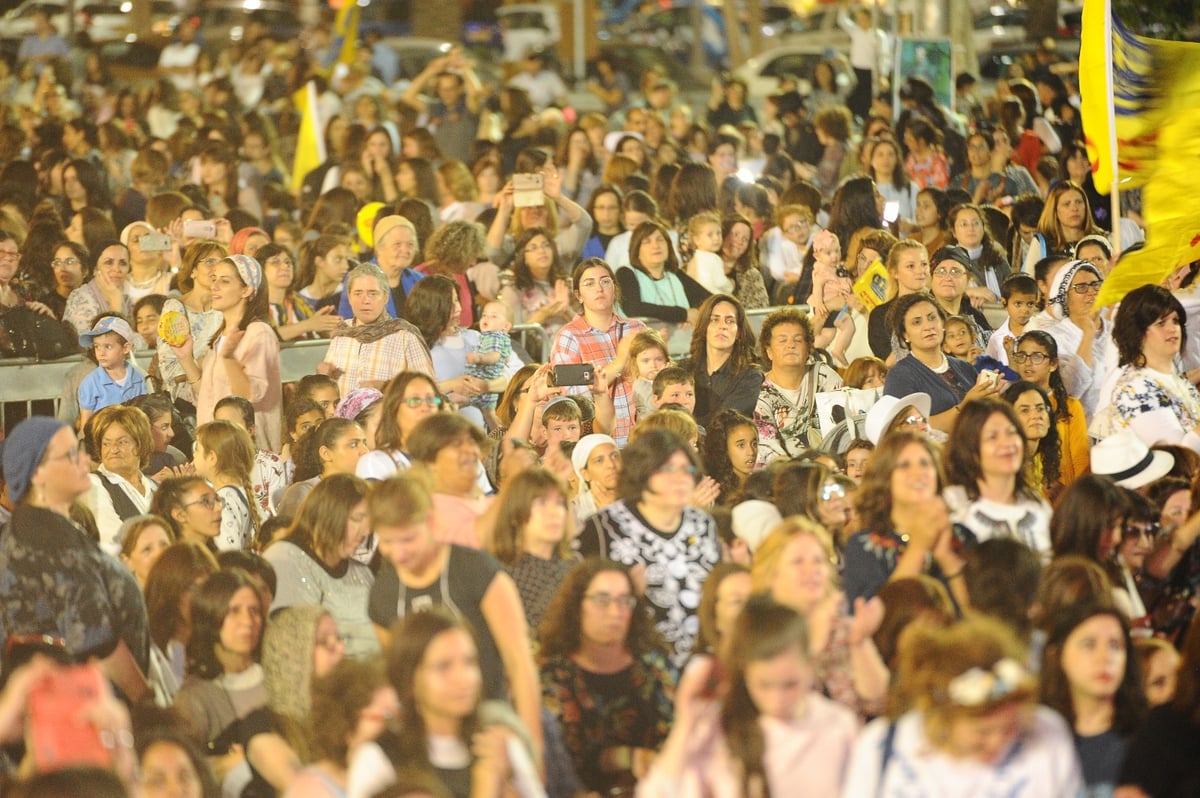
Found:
[323,324,435,396]
[550,313,645,447]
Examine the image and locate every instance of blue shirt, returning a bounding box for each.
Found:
[78,363,149,413]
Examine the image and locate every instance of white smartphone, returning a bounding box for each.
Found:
[182,219,217,239]
[883,200,900,224]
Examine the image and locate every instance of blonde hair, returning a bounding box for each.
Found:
[630,408,698,445]
[366,471,433,529]
[625,329,670,382]
[750,517,837,597]
[195,420,260,540]
[686,210,722,239]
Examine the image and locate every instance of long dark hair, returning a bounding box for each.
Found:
[701,409,756,505]
[1112,285,1187,368]
[720,596,810,798]
[510,226,567,292]
[689,293,758,376]
[404,273,458,349]
[186,570,263,680]
[828,176,882,246]
[1015,330,1072,423]
[667,162,718,225]
[628,219,681,276]
[1003,380,1062,496]
[1051,475,1130,563]
[944,398,1038,502]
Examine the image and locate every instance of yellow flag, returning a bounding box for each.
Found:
[290,82,326,194]
[1095,43,1200,308]
[322,0,361,77]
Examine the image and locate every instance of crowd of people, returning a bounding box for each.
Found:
[1,3,1200,797]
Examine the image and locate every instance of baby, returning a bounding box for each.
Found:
[685,210,733,294]
[806,229,853,317]
[467,301,514,430]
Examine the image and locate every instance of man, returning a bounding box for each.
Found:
[400,48,482,163]
[157,17,202,91]
[839,2,888,121]
[507,48,568,111]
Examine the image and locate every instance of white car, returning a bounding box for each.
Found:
[733,41,843,101]
[0,0,176,44]
[495,3,560,63]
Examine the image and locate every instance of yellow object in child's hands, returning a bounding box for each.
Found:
[158,310,189,347]
[852,258,889,311]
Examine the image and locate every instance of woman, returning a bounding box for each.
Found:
[641,596,857,797]
[0,416,149,692]
[334,215,420,320]
[909,186,950,256]
[1060,141,1111,231]
[867,136,918,228]
[85,404,160,555]
[843,616,1083,796]
[43,239,90,320]
[617,219,709,327]
[404,274,494,413]
[843,430,976,607]
[752,518,890,717]
[947,203,1011,305]
[408,413,492,549]
[701,409,758,507]
[195,141,261,219]
[117,514,174,589]
[942,398,1053,557]
[62,158,111,214]
[577,429,721,667]
[753,307,844,466]
[415,220,488,329]
[121,220,173,301]
[680,293,763,427]
[136,730,220,798]
[355,371,444,480]
[277,418,369,520]
[903,118,950,190]
[62,239,132,336]
[551,258,648,447]
[319,262,434,397]
[293,658,398,798]
[150,476,223,549]
[928,245,993,344]
[295,233,354,321]
[156,239,226,407]
[867,239,931,360]
[367,473,542,758]
[1003,380,1065,500]
[1053,475,1141,615]
[379,608,543,798]
[490,467,576,633]
[436,159,485,223]
[1023,181,1105,272]
[1040,600,1147,795]
[719,213,770,310]
[772,462,855,552]
[538,559,675,795]
[1119,611,1200,795]
[173,570,270,794]
[143,540,219,706]
[882,292,1000,430]
[580,184,622,260]
[171,254,282,452]
[1039,258,1110,419]
[486,161,593,268]
[1013,330,1089,487]
[1092,285,1200,450]
[265,475,379,657]
[261,243,344,342]
[559,125,604,207]
[498,227,576,340]
[953,128,1038,207]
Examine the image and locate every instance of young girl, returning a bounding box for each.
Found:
[805,229,851,319]
[295,234,353,320]
[702,409,759,507]
[280,397,324,464]
[1040,600,1147,796]
[942,314,981,361]
[843,356,887,390]
[193,420,260,551]
[627,329,670,420]
[685,210,732,295]
[640,595,858,796]
[294,373,342,420]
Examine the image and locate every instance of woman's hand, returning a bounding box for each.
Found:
[212,218,234,245]
[849,596,885,646]
[168,334,195,364]
[443,375,486,397]
[470,726,512,786]
[24,301,53,317]
[494,181,514,212]
[220,328,245,359]
[149,462,195,483]
[527,363,564,405]
[94,269,125,311]
[692,476,720,508]
[542,165,563,201]
[962,372,1004,403]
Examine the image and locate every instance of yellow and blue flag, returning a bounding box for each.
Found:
[322,0,361,77]
[291,81,326,194]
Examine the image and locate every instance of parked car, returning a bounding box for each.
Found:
[495,3,559,63]
[0,0,176,46]
[181,0,301,53]
[732,40,840,101]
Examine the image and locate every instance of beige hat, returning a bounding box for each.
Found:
[373,215,415,250]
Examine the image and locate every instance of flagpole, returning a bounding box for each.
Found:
[1103,0,1122,256]
[307,81,326,165]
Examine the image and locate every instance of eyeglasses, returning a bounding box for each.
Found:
[101,437,136,452]
[42,445,84,465]
[183,494,222,510]
[1070,280,1103,294]
[899,414,927,427]
[1011,352,1050,365]
[656,462,698,476]
[784,222,810,234]
[820,481,846,502]
[579,278,614,290]
[0,249,20,260]
[1123,522,1161,540]
[51,257,80,268]
[403,396,443,408]
[316,633,347,651]
[198,257,221,267]
[584,593,638,611]
[933,266,967,278]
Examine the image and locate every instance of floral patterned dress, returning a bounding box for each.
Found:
[754,361,844,467]
[539,650,676,794]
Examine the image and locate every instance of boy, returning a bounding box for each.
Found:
[651,367,696,415]
[77,316,148,430]
[467,300,513,431]
[539,396,583,453]
[986,273,1040,365]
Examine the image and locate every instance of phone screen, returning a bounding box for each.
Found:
[883,201,900,224]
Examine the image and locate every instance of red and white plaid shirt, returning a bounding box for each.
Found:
[550,313,645,447]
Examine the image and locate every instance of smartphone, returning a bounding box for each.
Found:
[182,219,218,239]
[883,200,900,224]
[512,172,545,208]
[551,364,594,387]
[138,232,173,251]
[28,665,112,772]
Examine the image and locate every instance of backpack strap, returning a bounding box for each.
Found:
[95,472,140,523]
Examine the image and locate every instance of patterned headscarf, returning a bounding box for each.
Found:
[1046,259,1102,320]
[225,253,263,293]
[262,604,327,721]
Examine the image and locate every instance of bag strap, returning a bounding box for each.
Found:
[95,472,140,523]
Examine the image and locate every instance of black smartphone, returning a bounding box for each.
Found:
[551,364,594,387]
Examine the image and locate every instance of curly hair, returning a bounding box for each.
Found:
[425,219,485,271]
[537,559,665,660]
[92,404,155,469]
[689,293,759,377]
[617,427,701,504]
[757,307,813,370]
[944,398,1038,502]
[701,409,756,506]
[888,291,944,351]
[1112,284,1187,368]
[854,430,945,531]
[1002,380,1062,497]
